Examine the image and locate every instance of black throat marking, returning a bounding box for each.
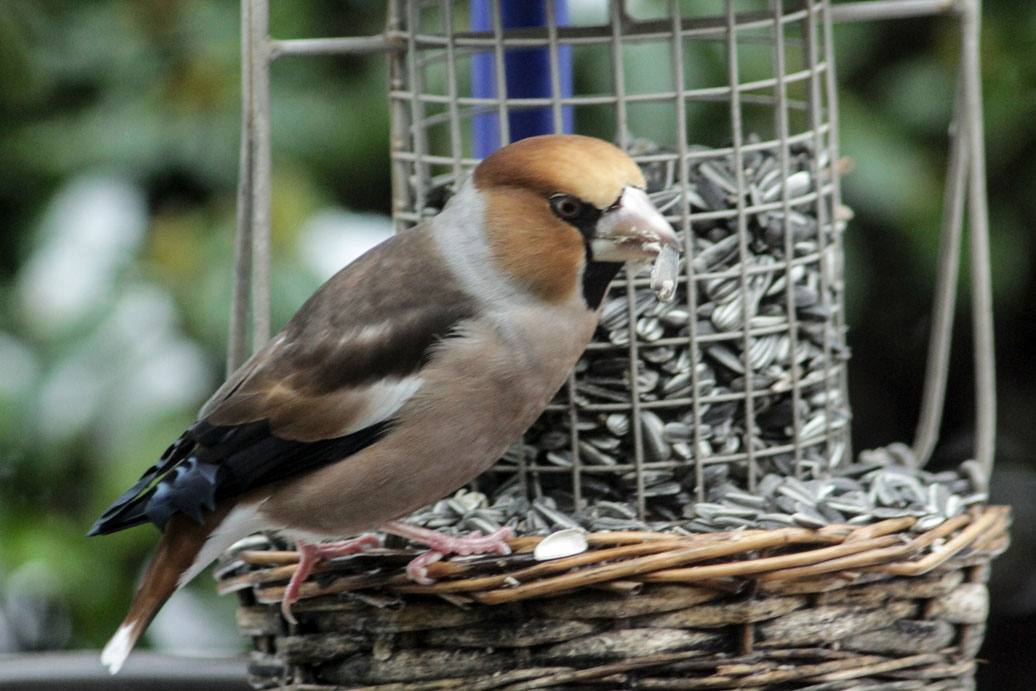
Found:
[581,260,621,310]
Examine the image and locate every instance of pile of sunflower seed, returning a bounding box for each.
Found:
[411,136,979,535]
[406,445,987,537]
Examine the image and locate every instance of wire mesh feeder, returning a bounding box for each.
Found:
[392,0,857,527]
[223,0,1007,689]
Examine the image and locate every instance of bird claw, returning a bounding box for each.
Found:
[314,533,382,558]
[405,550,444,584]
[423,526,514,557]
[281,534,382,623]
[381,520,515,584]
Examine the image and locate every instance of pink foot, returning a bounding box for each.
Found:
[282,534,381,623]
[380,520,515,585]
[404,550,446,584]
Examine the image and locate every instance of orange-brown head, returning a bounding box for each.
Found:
[470,134,678,308]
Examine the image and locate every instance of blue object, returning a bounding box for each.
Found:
[471,0,573,158]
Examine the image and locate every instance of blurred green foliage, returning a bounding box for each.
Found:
[0,0,392,650]
[0,0,1031,666]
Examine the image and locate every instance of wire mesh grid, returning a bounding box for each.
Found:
[387,0,850,521]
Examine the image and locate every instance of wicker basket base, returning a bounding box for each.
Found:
[220,507,1009,690]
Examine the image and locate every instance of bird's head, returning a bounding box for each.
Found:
[470,134,679,307]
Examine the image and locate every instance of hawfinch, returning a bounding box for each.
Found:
[89,134,679,673]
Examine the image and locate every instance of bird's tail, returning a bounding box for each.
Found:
[100,512,219,674]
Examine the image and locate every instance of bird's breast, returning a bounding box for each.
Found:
[256,302,598,538]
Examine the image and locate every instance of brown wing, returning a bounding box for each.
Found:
[89,227,479,535]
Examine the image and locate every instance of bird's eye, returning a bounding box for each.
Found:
[550,194,584,221]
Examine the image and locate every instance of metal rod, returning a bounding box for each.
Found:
[805,0,839,474]
[829,0,959,23]
[405,1,429,222]
[724,0,759,492]
[615,0,645,519]
[248,0,272,352]
[240,1,968,67]
[390,77,818,106]
[960,0,996,476]
[229,0,255,374]
[269,35,403,59]
[912,69,968,466]
[387,0,412,234]
[573,0,628,513]
[442,0,464,183]
[822,0,852,469]
[491,0,511,148]
[666,0,705,503]
[545,0,566,133]
[266,14,885,61]
[771,0,805,478]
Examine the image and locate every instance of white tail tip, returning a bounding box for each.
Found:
[100,623,136,675]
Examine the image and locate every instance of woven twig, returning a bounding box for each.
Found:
[224,506,1008,690]
[218,506,1007,606]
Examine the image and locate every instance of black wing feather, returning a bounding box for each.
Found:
[87,419,389,536]
[87,434,195,535]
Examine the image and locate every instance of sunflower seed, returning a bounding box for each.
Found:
[650,244,681,303]
[605,413,630,436]
[913,514,946,532]
[578,440,617,466]
[534,529,588,560]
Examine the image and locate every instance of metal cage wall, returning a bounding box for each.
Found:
[387,1,850,525]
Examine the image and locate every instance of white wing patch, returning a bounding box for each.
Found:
[347,376,424,433]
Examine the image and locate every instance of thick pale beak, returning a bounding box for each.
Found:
[590,187,681,262]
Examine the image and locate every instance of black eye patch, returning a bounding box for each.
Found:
[549,194,602,236]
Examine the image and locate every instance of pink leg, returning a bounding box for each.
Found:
[380,520,515,585]
[281,534,381,623]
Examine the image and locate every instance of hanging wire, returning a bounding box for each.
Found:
[913,70,969,465]
[248,0,272,354]
[821,0,851,469]
[959,0,996,477]
[228,0,255,375]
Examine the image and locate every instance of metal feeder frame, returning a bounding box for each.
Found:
[229,0,995,512]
